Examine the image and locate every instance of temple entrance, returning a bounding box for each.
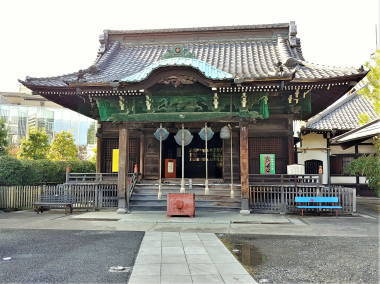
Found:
[162,132,223,178]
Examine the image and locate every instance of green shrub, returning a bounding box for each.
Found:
[347,154,380,197]
[0,156,95,185]
[0,156,25,185]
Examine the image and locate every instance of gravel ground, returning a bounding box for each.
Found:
[0,229,144,283]
[219,234,379,284]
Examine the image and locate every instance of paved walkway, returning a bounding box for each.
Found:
[129,232,257,284]
[72,210,291,224]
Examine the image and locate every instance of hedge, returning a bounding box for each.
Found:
[0,156,95,186]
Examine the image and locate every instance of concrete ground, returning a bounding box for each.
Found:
[220,234,378,284]
[0,208,377,238]
[0,229,143,283]
[0,198,378,283]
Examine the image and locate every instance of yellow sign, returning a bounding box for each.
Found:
[112,149,119,172]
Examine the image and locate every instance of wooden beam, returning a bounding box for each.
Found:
[117,124,129,213]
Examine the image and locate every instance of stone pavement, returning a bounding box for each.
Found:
[71,210,291,224]
[129,232,257,284]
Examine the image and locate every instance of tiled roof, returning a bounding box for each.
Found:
[305,90,379,131]
[22,22,365,87]
[331,119,380,143]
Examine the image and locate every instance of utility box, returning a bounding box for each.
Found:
[167,193,195,217]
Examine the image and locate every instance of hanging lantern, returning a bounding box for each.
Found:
[154,127,169,141]
[174,129,193,146]
[259,95,270,119]
[220,125,231,140]
[199,127,214,141]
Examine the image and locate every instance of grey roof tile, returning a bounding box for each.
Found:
[22,24,365,87]
[306,90,379,131]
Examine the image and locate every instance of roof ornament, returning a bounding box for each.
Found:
[161,47,195,60]
[289,21,298,47]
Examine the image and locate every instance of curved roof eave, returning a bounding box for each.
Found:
[120,57,234,83]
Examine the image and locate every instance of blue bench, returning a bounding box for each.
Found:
[295,196,342,216]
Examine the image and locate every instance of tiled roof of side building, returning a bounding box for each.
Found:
[305,89,379,131]
[21,22,366,87]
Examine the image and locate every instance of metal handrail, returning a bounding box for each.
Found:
[128,172,138,198]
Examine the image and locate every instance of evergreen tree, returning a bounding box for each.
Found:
[48,131,78,161]
[19,128,49,160]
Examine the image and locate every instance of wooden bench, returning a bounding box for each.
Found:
[295,196,342,216]
[34,194,75,214]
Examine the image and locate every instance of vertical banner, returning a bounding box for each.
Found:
[260,154,275,174]
[112,149,119,172]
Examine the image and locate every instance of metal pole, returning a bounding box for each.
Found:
[230,124,234,198]
[180,123,185,193]
[205,122,209,195]
[158,123,162,199]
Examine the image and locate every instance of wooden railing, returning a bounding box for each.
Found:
[66,173,118,184]
[249,184,356,214]
[249,174,321,185]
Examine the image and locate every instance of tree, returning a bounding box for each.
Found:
[357,49,380,124]
[348,50,380,196]
[19,128,49,160]
[0,119,8,156]
[48,131,78,161]
[87,122,96,145]
[347,137,380,196]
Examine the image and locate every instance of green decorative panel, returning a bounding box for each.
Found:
[96,90,270,122]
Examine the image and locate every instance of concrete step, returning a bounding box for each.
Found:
[129,205,240,212]
[131,194,241,202]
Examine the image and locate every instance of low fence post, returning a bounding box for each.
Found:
[352,188,356,213]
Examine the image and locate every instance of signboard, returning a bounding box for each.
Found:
[112,149,119,172]
[260,154,275,174]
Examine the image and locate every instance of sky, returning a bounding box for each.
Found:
[0,0,379,92]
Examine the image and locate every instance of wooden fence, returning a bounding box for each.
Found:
[249,174,321,185]
[249,184,356,214]
[0,184,118,210]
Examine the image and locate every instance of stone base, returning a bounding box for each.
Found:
[116,208,128,214]
[240,209,251,215]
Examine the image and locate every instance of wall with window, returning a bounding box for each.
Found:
[299,133,376,186]
[298,133,328,183]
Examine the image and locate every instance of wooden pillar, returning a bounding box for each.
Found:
[117,124,129,213]
[139,132,144,177]
[288,117,295,165]
[240,122,250,213]
[96,136,102,173]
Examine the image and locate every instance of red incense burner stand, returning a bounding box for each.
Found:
[167,193,195,217]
